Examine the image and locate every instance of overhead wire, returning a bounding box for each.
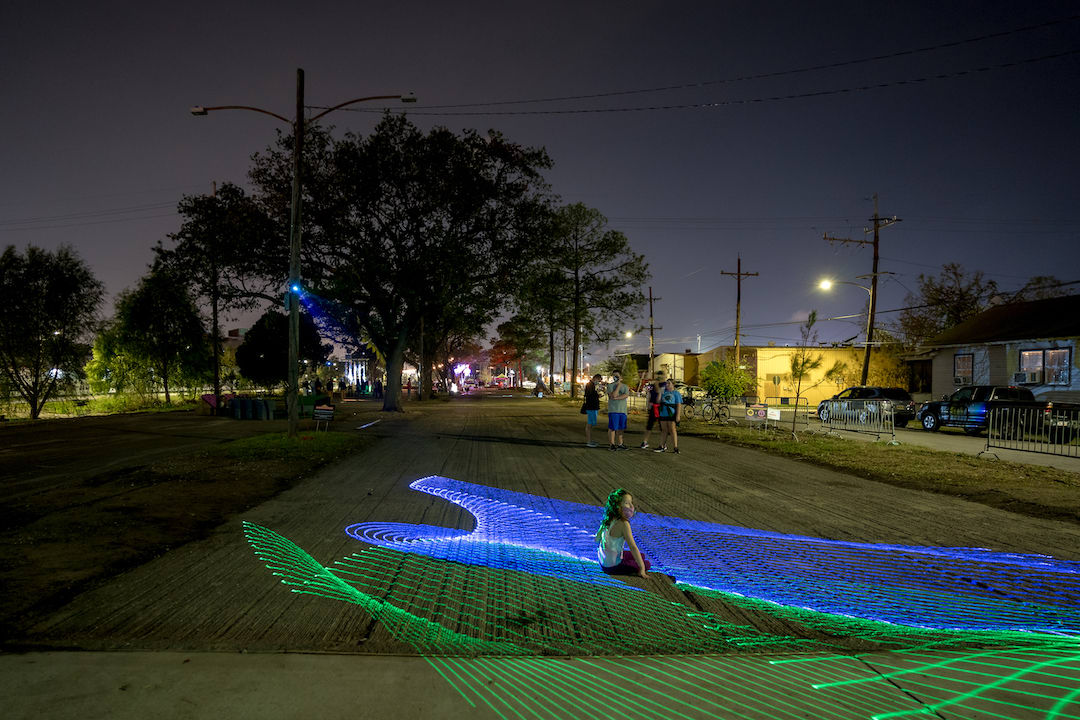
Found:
[313,14,1080,113]
[323,49,1080,117]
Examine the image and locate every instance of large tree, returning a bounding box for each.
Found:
[490,315,546,387]
[894,263,998,347]
[112,269,210,403]
[248,114,552,411]
[234,309,329,393]
[154,182,277,409]
[511,265,575,393]
[539,203,649,398]
[0,245,103,418]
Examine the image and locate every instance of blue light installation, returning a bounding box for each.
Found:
[345,475,1080,633]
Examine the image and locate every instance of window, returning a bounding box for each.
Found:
[952,387,974,402]
[1019,348,1072,386]
[953,354,973,384]
[1046,348,1071,385]
[1020,350,1042,373]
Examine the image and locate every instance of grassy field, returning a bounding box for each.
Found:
[1,429,372,639]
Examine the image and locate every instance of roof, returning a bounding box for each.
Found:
[928,293,1080,346]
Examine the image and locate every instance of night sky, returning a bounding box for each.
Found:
[4,1,1078,359]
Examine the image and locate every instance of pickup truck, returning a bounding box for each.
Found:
[917,385,1078,437]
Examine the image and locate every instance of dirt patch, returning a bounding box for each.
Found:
[0,434,372,642]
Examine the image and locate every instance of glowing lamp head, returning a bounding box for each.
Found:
[291,284,300,293]
[819,279,833,291]
[624,330,632,338]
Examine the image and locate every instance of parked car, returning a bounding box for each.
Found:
[817,386,916,427]
[916,385,1050,435]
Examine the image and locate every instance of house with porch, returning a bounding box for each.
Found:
[921,294,1080,402]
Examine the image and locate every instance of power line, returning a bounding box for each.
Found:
[315,15,1080,112]
[326,49,1080,117]
[0,201,178,227]
[0,212,178,232]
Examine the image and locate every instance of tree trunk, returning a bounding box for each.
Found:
[381,330,409,412]
[571,269,581,398]
[210,272,222,414]
[418,315,426,401]
[548,321,555,394]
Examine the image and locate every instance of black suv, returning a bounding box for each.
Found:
[817,386,917,428]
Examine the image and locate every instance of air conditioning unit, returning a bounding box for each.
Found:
[1012,372,1028,384]
[1026,370,1044,384]
[953,376,967,385]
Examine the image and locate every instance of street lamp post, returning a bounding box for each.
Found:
[818,278,873,385]
[192,69,414,437]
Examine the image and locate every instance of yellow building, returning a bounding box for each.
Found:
[676,344,898,407]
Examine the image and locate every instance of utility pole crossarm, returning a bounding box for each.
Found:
[719,256,758,367]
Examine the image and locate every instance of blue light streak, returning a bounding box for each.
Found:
[346,476,1080,633]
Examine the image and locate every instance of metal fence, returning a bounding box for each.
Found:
[985,406,1080,458]
[819,399,896,442]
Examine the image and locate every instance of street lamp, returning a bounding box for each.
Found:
[192,69,415,438]
[818,277,873,385]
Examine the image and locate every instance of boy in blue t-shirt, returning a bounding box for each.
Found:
[654,379,682,454]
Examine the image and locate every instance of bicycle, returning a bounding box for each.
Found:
[681,395,696,420]
[700,397,731,423]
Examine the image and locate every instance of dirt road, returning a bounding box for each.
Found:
[13,394,1079,653]
[5,395,1080,719]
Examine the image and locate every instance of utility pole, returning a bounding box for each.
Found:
[719,256,758,368]
[648,287,662,378]
[286,68,304,438]
[823,193,901,385]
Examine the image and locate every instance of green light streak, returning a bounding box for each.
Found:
[243,522,1080,720]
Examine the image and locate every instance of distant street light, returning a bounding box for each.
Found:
[192,69,415,437]
[818,277,874,384]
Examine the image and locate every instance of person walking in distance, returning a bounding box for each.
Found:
[606,372,631,451]
[583,373,603,447]
[654,378,683,454]
[639,372,664,449]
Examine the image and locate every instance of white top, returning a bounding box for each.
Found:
[597,525,626,567]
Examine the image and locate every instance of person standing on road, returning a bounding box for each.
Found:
[606,372,631,450]
[655,378,682,454]
[595,488,651,577]
[639,372,664,449]
[583,373,603,447]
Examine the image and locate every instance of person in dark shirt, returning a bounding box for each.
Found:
[639,372,665,449]
[583,373,603,447]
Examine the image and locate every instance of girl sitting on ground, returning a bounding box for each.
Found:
[595,488,651,578]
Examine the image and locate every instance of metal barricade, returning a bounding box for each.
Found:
[986,406,1080,458]
[819,399,896,442]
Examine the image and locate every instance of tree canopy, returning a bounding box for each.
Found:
[235,308,329,393]
[248,113,553,410]
[0,245,103,418]
[155,182,278,402]
[529,203,649,397]
[112,269,210,403]
[700,358,755,400]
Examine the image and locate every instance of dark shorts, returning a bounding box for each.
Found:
[608,413,627,431]
[646,411,658,430]
[601,550,652,575]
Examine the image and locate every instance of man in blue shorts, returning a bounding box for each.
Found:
[606,372,631,450]
[583,373,602,447]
